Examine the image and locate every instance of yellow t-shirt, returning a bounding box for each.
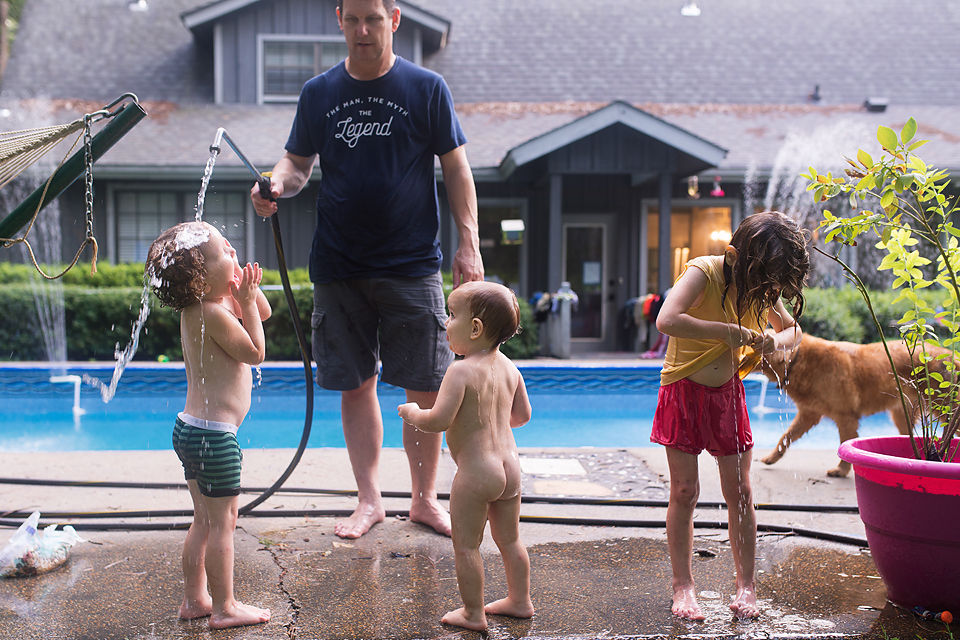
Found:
[659,255,767,386]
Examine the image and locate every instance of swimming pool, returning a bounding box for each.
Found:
[0,363,896,452]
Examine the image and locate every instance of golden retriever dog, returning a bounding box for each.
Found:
[758,335,952,477]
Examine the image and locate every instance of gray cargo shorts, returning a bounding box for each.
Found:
[311,272,454,392]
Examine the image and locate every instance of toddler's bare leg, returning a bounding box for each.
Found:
[442,478,489,631]
[718,452,759,619]
[179,480,213,619]
[665,448,705,621]
[485,494,533,618]
[203,495,271,629]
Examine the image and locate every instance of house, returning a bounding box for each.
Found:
[2,0,960,353]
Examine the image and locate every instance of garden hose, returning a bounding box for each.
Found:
[204,130,314,516]
[235,171,313,515]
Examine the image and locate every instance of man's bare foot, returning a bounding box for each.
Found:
[441,606,487,631]
[334,501,386,539]
[729,585,760,619]
[209,602,271,630]
[485,596,534,618]
[672,585,705,621]
[178,595,213,620]
[409,496,451,537]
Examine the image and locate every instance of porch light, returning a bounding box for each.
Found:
[501,219,524,245]
[710,175,725,197]
[710,229,732,243]
[687,176,700,199]
[129,0,148,11]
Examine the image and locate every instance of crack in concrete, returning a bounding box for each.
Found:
[267,544,301,639]
[240,526,302,638]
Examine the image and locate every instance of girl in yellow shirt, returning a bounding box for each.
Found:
[652,211,809,621]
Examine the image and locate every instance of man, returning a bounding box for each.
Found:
[251,0,483,540]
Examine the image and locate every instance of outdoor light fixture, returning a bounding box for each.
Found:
[501,219,524,245]
[710,229,732,243]
[129,0,148,11]
[710,175,725,197]
[687,176,700,199]
[680,2,701,17]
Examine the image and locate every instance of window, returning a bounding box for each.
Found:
[116,192,180,263]
[202,192,248,264]
[114,190,248,264]
[262,39,348,101]
[646,205,731,293]
[477,202,526,295]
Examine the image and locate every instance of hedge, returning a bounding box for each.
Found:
[0,264,540,361]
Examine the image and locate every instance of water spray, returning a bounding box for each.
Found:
[205,127,314,515]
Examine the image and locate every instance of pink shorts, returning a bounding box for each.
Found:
[650,376,752,457]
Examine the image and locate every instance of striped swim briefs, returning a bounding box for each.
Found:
[172,414,243,497]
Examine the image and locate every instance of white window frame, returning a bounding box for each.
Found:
[257,34,348,104]
[477,197,529,298]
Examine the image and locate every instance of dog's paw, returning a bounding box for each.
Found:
[826,466,850,478]
[760,453,780,466]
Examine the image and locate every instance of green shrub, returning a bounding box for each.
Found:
[0,271,545,362]
[440,272,539,360]
[0,261,313,288]
[792,286,946,344]
[795,287,866,343]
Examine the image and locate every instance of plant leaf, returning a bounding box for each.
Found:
[877,125,898,151]
[901,117,917,144]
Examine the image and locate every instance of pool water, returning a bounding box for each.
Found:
[0,364,896,452]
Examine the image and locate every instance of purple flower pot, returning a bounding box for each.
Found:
[838,436,960,612]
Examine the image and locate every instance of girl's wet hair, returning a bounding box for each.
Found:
[145,222,208,312]
[455,281,522,347]
[723,211,810,327]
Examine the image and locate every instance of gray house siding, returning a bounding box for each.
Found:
[216,0,418,104]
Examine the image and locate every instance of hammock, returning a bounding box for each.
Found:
[0,119,85,191]
[0,94,144,279]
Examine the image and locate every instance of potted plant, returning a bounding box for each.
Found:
[802,118,960,613]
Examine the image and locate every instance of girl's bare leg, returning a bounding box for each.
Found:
[179,479,213,619]
[665,447,705,621]
[718,451,759,619]
[202,495,271,629]
[485,494,534,618]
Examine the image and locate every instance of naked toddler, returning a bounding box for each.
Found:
[398,281,534,631]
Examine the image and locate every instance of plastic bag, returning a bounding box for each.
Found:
[0,511,86,578]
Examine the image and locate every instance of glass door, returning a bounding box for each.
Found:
[562,216,613,343]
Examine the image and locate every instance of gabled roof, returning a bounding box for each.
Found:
[498,101,727,179]
[1,0,212,103]
[181,0,451,50]
[413,0,960,107]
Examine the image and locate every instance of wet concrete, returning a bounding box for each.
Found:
[0,447,957,639]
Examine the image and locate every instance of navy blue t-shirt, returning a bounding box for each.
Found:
[285,56,467,283]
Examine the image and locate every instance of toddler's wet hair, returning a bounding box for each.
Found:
[458,281,522,347]
[145,222,208,311]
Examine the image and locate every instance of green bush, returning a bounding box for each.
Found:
[0,268,539,361]
[440,272,539,360]
[0,261,312,288]
[0,283,314,363]
[793,286,945,344]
